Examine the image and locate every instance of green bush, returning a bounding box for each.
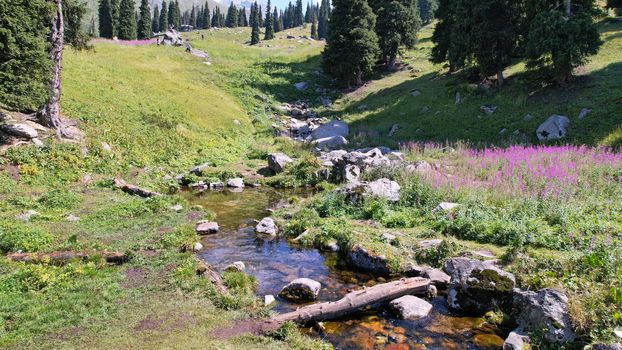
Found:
[414,237,460,267]
[222,271,257,293]
[282,208,321,238]
[400,175,444,211]
[0,221,52,253]
[314,218,353,251]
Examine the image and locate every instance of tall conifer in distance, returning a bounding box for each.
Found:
[111,0,120,36]
[190,5,197,27]
[137,0,151,39]
[310,19,317,38]
[99,0,114,38]
[238,8,245,26]
[159,0,168,31]
[243,7,249,26]
[264,0,274,39]
[168,1,175,28]
[152,5,160,32]
[305,2,311,22]
[317,0,329,39]
[273,7,280,32]
[250,2,260,44]
[258,4,264,27]
[174,1,181,29]
[117,0,137,39]
[322,0,378,86]
[203,2,211,28]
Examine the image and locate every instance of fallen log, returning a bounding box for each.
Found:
[6,250,128,265]
[214,277,430,338]
[196,260,228,294]
[113,178,161,198]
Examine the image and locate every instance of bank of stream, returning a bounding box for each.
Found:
[186,188,507,349]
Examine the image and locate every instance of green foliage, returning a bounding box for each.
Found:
[160,225,196,250]
[0,221,53,253]
[414,237,459,267]
[283,208,321,238]
[400,175,443,211]
[250,2,260,45]
[222,271,257,292]
[313,218,354,252]
[373,0,421,66]
[264,0,274,39]
[265,156,322,187]
[117,0,137,40]
[525,9,602,83]
[137,0,151,39]
[317,0,330,39]
[267,321,333,350]
[0,0,52,111]
[37,187,81,210]
[99,0,114,38]
[418,0,438,24]
[64,0,91,50]
[159,0,168,32]
[322,0,379,86]
[225,2,238,28]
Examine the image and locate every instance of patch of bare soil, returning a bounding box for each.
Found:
[212,319,281,339]
[121,267,147,289]
[134,313,196,333]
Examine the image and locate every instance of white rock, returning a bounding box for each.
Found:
[278,278,321,302]
[264,294,276,306]
[536,115,570,141]
[313,135,348,150]
[389,295,433,320]
[65,214,80,222]
[225,261,246,272]
[256,217,278,236]
[101,142,112,152]
[433,202,459,213]
[169,204,183,212]
[227,178,244,188]
[193,242,204,251]
[16,210,39,221]
[577,108,592,120]
[311,120,349,140]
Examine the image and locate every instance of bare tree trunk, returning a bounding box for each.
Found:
[497,70,505,88]
[38,0,66,137]
[565,0,572,17]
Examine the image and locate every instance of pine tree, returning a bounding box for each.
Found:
[374,0,421,68]
[137,0,151,39]
[294,0,303,26]
[251,2,261,44]
[278,10,284,31]
[417,0,437,24]
[238,8,245,26]
[190,5,197,27]
[0,0,53,111]
[152,5,160,32]
[226,2,238,27]
[322,0,378,86]
[310,20,317,38]
[203,2,211,28]
[264,0,275,39]
[174,1,181,29]
[243,7,249,26]
[117,0,137,39]
[168,1,175,28]
[273,7,280,32]
[99,0,114,38]
[305,3,311,22]
[159,1,168,31]
[317,0,330,39]
[429,0,457,70]
[258,4,264,27]
[111,0,120,36]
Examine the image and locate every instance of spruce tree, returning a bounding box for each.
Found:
[258,4,264,27]
[203,2,211,28]
[322,0,379,86]
[137,0,151,39]
[111,0,120,36]
[152,5,160,33]
[168,1,175,28]
[374,0,421,68]
[264,0,275,39]
[0,0,52,111]
[273,7,280,32]
[99,0,114,38]
[429,0,457,70]
[117,0,137,40]
[310,20,317,39]
[305,3,311,22]
[226,2,238,27]
[295,0,303,26]
[174,1,181,29]
[317,0,329,39]
[418,0,437,24]
[251,2,261,44]
[238,8,245,26]
[159,1,168,31]
[190,5,197,27]
[243,7,249,26]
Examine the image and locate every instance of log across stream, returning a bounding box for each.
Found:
[186,188,507,349]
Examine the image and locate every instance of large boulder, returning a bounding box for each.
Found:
[161,29,183,46]
[343,148,391,170]
[256,217,278,236]
[536,115,570,141]
[443,257,516,314]
[512,288,575,343]
[389,295,433,320]
[278,278,321,302]
[347,245,391,275]
[311,120,349,140]
[268,153,294,173]
[1,123,38,139]
[366,178,401,202]
[313,135,348,150]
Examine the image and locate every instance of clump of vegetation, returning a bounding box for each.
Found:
[0,221,52,253]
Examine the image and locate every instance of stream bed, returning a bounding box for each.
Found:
[187,188,507,350]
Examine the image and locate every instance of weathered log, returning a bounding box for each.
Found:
[113,178,161,198]
[6,251,128,265]
[214,277,430,338]
[196,260,228,294]
[272,277,430,324]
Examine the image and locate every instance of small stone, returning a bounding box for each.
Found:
[411,90,421,97]
[389,295,433,320]
[577,108,592,120]
[423,268,451,288]
[193,242,203,251]
[294,81,308,90]
[433,202,459,213]
[256,217,278,236]
[32,138,44,148]
[503,329,531,350]
[380,232,396,244]
[196,221,219,234]
[169,204,183,212]
[523,114,534,121]
[455,92,461,104]
[279,278,321,302]
[16,210,39,221]
[227,178,244,188]
[480,105,497,115]
[101,142,112,152]
[225,261,246,272]
[65,214,80,222]
[264,294,276,306]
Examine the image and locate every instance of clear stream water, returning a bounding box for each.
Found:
[187,188,507,350]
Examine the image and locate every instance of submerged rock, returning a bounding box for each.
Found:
[256,217,278,236]
[196,221,219,234]
[443,257,516,314]
[347,245,391,275]
[279,278,321,302]
[389,295,432,320]
[513,288,575,343]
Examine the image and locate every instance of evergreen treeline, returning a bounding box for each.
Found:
[430,0,603,85]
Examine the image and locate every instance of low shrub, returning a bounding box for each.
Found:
[0,221,52,253]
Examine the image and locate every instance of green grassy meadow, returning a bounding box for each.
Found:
[1,19,622,349]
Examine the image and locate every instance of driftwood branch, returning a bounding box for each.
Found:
[113,178,161,198]
[196,260,228,294]
[6,251,128,265]
[214,277,430,338]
